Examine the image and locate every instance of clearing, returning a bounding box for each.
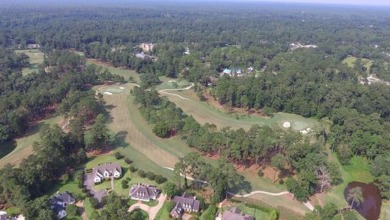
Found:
[0,115,62,168]
[15,49,44,76]
[342,56,373,74]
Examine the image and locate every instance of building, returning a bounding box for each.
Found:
[170,192,200,218]
[50,192,76,219]
[129,184,161,202]
[92,163,122,183]
[216,207,254,220]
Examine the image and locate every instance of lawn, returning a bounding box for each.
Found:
[154,201,171,220]
[15,49,44,76]
[161,88,323,131]
[0,115,62,168]
[342,56,373,74]
[49,175,84,199]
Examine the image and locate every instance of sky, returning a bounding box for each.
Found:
[2,0,390,7]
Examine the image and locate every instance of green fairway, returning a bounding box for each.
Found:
[156,76,191,90]
[161,88,323,131]
[0,115,62,168]
[15,49,44,75]
[342,56,373,74]
[86,58,140,83]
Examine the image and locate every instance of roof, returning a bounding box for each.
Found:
[129,184,160,200]
[222,207,254,220]
[0,211,7,220]
[51,192,75,204]
[93,163,122,177]
[172,192,200,211]
[223,69,232,74]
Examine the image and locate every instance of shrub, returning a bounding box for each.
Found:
[129,165,138,172]
[126,177,131,181]
[121,183,129,189]
[155,175,167,184]
[86,192,92,197]
[257,169,264,177]
[82,188,88,193]
[124,158,132,164]
[78,181,84,188]
[89,197,100,209]
[138,170,146,178]
[121,179,129,185]
[279,179,284,185]
[114,152,123,159]
[146,171,156,180]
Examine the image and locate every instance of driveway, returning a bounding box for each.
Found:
[128,193,167,220]
[83,173,107,202]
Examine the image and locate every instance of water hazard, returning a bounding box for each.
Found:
[344,181,381,220]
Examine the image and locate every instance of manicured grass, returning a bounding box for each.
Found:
[83,198,94,219]
[65,215,83,220]
[0,115,62,168]
[49,177,84,199]
[15,49,44,75]
[161,88,323,131]
[380,203,390,220]
[93,180,111,191]
[323,155,374,207]
[154,201,171,220]
[342,56,373,74]
[156,76,191,90]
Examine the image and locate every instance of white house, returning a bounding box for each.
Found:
[92,163,122,183]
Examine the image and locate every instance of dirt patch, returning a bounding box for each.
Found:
[202,92,268,118]
[86,146,114,157]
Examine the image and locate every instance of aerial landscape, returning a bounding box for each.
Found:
[0,0,389,219]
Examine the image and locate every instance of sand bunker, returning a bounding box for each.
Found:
[300,127,312,134]
[283,121,291,128]
[103,92,113,95]
[119,87,125,90]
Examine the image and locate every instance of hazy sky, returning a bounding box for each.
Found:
[262,0,390,5]
[2,0,390,6]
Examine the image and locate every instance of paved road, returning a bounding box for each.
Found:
[128,194,167,220]
[83,173,107,202]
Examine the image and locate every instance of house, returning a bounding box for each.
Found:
[0,211,7,220]
[216,207,254,220]
[50,192,76,219]
[170,192,200,218]
[27,44,40,49]
[221,68,232,77]
[129,184,161,202]
[92,163,122,183]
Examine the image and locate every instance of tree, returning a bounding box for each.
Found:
[269,210,278,220]
[163,182,178,197]
[271,154,285,182]
[84,114,110,150]
[347,187,364,208]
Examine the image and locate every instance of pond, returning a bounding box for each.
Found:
[344,181,381,220]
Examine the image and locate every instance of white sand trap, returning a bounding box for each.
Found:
[104,92,113,95]
[300,130,308,134]
[283,121,291,128]
[168,80,176,83]
[119,87,125,89]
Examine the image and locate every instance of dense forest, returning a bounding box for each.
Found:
[0,2,390,219]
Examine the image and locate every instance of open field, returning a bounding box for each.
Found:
[0,115,62,168]
[15,49,44,75]
[342,56,373,74]
[161,88,322,131]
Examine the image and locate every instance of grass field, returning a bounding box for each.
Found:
[154,201,171,219]
[161,89,322,132]
[156,76,191,90]
[0,115,62,168]
[15,49,44,75]
[342,56,373,74]
[86,58,140,83]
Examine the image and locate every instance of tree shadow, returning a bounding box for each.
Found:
[0,140,17,159]
[112,131,129,148]
[229,176,253,195]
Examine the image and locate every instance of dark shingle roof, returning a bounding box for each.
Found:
[129,184,160,200]
[222,207,254,220]
[93,163,122,177]
[51,192,75,204]
[172,192,200,212]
